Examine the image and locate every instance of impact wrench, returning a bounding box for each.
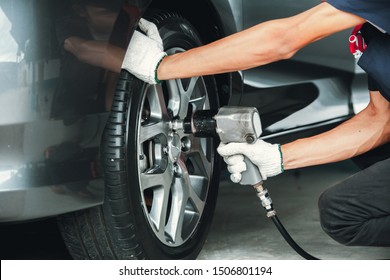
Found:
[172,106,318,260]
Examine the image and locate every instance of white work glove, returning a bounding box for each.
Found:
[217,140,284,183]
[121,18,167,84]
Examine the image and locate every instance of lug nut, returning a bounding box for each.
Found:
[181,136,191,152]
[173,164,182,177]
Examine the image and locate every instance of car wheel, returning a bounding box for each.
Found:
[58,11,221,259]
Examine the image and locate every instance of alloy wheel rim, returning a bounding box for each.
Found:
[136,48,214,247]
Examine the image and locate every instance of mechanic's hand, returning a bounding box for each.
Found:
[121,18,167,84]
[217,140,284,183]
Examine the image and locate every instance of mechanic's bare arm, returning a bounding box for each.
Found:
[282,91,390,169]
[157,2,365,80]
[64,37,124,73]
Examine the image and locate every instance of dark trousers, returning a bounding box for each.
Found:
[318,158,390,247]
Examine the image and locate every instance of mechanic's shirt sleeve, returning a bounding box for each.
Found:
[325,0,390,101]
[326,0,390,33]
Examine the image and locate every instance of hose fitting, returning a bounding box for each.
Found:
[253,183,276,217]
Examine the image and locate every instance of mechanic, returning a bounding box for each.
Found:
[122,0,390,247]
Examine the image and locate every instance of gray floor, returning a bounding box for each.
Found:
[198,160,390,260]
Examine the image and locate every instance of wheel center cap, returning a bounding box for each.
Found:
[168,132,181,162]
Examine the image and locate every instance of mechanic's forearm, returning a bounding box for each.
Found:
[156,3,365,80]
[281,92,390,170]
[64,37,124,73]
[157,21,294,80]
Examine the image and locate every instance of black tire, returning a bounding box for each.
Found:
[58,11,221,259]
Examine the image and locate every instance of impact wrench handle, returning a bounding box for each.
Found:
[240,157,264,186]
[213,107,264,186]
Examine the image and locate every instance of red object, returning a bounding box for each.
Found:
[349,24,367,58]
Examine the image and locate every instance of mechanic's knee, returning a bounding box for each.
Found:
[318,185,361,246]
[318,189,338,240]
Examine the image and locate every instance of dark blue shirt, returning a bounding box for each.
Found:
[327,0,390,101]
[327,0,390,33]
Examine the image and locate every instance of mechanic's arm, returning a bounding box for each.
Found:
[64,37,124,73]
[282,91,390,169]
[156,2,365,80]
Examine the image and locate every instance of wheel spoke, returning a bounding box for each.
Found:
[179,76,200,99]
[147,85,170,121]
[139,121,168,143]
[139,85,171,143]
[178,77,203,118]
[140,167,173,191]
[141,168,173,237]
[148,185,170,235]
[188,136,213,178]
[165,159,189,243]
[190,95,207,112]
[188,175,206,213]
[166,80,181,117]
[167,77,205,118]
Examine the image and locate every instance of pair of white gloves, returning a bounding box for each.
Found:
[122,19,284,183]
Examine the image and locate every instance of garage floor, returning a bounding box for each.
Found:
[198,160,390,260]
